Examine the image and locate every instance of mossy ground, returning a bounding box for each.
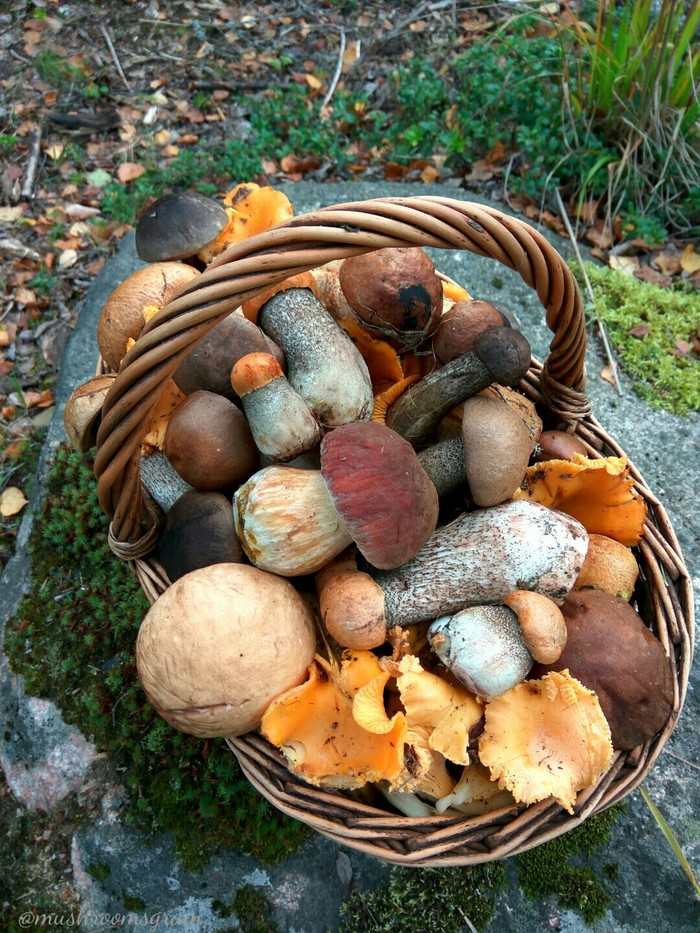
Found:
[577,262,700,416]
[4,445,309,871]
[4,444,625,927]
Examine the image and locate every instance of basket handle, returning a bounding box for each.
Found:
[95,196,590,558]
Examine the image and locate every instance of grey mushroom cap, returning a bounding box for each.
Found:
[136,191,229,262]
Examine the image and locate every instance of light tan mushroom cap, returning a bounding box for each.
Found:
[573,534,639,601]
[479,669,613,814]
[136,563,316,738]
[501,590,568,664]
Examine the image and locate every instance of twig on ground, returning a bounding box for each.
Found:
[554,187,623,397]
[100,25,131,90]
[21,123,43,200]
[321,27,346,108]
[192,80,283,92]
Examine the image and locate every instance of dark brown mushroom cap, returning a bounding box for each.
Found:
[338,247,443,350]
[159,490,242,582]
[173,310,285,402]
[474,326,531,387]
[432,300,508,364]
[164,390,258,490]
[534,589,675,750]
[320,422,439,570]
[136,191,229,262]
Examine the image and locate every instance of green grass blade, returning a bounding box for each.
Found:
[639,785,700,899]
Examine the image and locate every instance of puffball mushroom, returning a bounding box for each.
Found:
[164,390,258,490]
[338,247,443,350]
[535,589,675,750]
[97,262,199,371]
[158,490,242,582]
[135,563,316,737]
[258,287,373,428]
[135,191,230,264]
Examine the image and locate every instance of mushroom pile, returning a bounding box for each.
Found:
[66,184,675,820]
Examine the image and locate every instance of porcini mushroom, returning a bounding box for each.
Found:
[158,490,242,582]
[164,390,258,490]
[97,262,199,371]
[135,563,316,737]
[338,247,443,350]
[535,589,674,750]
[173,309,285,402]
[63,373,117,451]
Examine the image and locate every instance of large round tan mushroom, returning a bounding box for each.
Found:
[135,563,317,737]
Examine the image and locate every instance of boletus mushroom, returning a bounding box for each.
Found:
[534,589,675,750]
[431,299,509,364]
[164,390,258,490]
[158,490,242,582]
[97,262,199,371]
[338,247,443,351]
[136,191,230,264]
[135,562,316,737]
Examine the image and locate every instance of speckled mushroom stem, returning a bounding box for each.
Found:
[385,326,531,447]
[416,436,466,498]
[258,287,373,428]
[370,499,588,627]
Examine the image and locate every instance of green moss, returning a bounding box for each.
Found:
[232,885,280,933]
[515,803,626,924]
[575,262,700,415]
[87,862,111,882]
[5,445,308,870]
[122,895,146,911]
[339,863,507,933]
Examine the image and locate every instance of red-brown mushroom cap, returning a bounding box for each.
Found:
[320,422,439,570]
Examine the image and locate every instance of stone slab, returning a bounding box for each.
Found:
[1,181,698,932]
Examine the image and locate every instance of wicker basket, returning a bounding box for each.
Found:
[94,197,694,867]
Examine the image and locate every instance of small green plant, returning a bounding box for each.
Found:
[0,133,18,151]
[339,863,506,933]
[34,49,85,86]
[516,804,626,923]
[564,0,700,232]
[575,261,700,415]
[28,269,58,296]
[232,886,279,933]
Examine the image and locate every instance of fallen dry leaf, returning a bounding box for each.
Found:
[116,162,147,183]
[0,486,28,518]
[609,255,640,276]
[599,364,618,386]
[58,248,78,269]
[0,205,25,223]
[627,324,651,339]
[420,164,439,183]
[680,244,700,275]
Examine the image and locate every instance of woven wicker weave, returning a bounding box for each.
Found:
[94,197,694,867]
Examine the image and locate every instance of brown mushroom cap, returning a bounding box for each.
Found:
[174,310,285,402]
[135,563,317,737]
[536,430,588,462]
[338,247,443,350]
[534,589,675,750]
[97,262,199,371]
[573,534,639,601]
[432,300,508,364]
[320,422,439,570]
[164,390,258,490]
[461,395,532,506]
[135,191,229,262]
[158,490,242,582]
[63,374,117,451]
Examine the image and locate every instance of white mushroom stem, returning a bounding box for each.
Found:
[140,451,193,513]
[371,499,589,627]
[258,287,373,427]
[231,352,321,462]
